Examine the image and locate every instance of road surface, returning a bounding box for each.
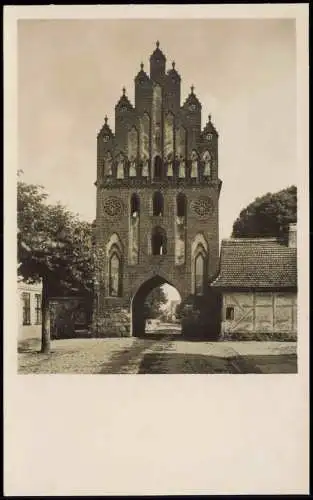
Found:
[18,328,297,374]
[99,330,297,375]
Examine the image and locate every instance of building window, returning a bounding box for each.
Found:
[153,191,164,216]
[22,292,31,325]
[151,227,167,255]
[106,235,123,296]
[195,253,205,295]
[35,294,42,324]
[109,252,121,297]
[226,306,234,321]
[130,193,140,217]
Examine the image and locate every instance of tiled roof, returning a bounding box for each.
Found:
[212,238,297,289]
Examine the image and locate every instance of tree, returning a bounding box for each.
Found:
[232,186,297,239]
[144,286,167,319]
[18,176,94,353]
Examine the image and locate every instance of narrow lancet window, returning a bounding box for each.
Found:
[151,227,167,256]
[153,191,164,216]
[130,193,140,218]
[109,252,121,297]
[177,193,187,218]
[195,253,205,296]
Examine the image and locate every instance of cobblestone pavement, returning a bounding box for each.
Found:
[18,330,297,374]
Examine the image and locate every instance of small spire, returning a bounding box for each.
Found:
[156,40,160,48]
[191,85,194,94]
[172,61,175,69]
[208,114,212,122]
[104,115,108,125]
[122,86,126,96]
[140,62,144,70]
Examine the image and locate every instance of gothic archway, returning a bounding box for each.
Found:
[131,275,182,337]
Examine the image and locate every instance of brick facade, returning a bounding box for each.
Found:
[93,42,222,338]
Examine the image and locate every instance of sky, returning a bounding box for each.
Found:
[18,19,296,243]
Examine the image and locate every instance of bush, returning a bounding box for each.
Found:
[223,330,297,342]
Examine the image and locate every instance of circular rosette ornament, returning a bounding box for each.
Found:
[191,196,214,219]
[103,197,124,219]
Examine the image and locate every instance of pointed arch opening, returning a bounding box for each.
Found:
[108,247,122,297]
[191,234,209,296]
[151,226,167,255]
[195,251,205,296]
[131,275,182,338]
[153,191,164,216]
[106,234,123,297]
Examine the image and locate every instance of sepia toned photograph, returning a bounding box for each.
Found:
[16,17,299,375]
[4,5,309,497]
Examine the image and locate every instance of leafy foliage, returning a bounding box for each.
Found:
[17,175,94,352]
[232,186,297,239]
[18,178,94,294]
[144,286,167,319]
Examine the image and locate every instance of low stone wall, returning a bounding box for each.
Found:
[50,296,92,339]
[92,306,131,337]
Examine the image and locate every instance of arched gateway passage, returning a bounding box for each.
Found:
[131,275,182,337]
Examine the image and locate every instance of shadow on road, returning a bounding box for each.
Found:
[137,352,298,374]
[138,352,238,374]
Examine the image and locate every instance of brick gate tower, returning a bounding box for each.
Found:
[93,42,222,338]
